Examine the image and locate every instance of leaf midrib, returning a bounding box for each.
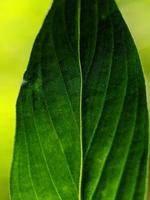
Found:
[77,0,83,199]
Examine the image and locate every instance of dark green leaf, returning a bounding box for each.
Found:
[10,0,149,200]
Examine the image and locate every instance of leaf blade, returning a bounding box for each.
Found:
[10,1,149,200]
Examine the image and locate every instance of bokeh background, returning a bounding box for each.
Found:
[0,0,150,199]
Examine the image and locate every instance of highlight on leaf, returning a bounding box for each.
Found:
[10,0,149,200]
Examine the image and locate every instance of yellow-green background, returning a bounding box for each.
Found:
[0,0,150,199]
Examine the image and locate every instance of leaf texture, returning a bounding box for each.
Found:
[10,0,149,200]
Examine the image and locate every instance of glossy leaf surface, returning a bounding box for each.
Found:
[10,0,149,200]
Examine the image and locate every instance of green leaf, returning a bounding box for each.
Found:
[10,0,149,200]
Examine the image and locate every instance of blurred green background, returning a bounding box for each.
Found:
[0,0,149,199]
